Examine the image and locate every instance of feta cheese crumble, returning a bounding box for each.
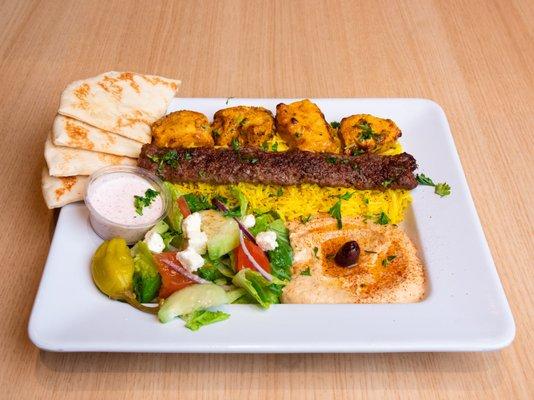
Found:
[188,231,208,255]
[182,212,202,238]
[241,214,256,228]
[256,230,278,251]
[143,228,165,253]
[176,247,205,272]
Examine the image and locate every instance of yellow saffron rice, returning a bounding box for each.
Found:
[170,143,411,223]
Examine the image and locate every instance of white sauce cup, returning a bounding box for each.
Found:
[84,166,169,244]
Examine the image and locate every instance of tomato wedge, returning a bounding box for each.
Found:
[234,236,271,273]
[153,252,194,299]
[177,196,191,217]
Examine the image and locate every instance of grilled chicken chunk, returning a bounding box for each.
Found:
[211,106,275,147]
[275,99,340,153]
[339,114,401,154]
[151,110,214,148]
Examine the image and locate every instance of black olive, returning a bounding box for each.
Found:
[334,241,360,268]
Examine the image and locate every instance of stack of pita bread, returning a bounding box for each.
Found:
[42,71,181,208]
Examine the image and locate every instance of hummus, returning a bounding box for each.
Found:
[282,215,426,304]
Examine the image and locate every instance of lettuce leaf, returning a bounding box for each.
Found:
[183,193,212,213]
[267,219,293,281]
[232,269,280,308]
[163,182,184,231]
[231,186,248,217]
[131,242,161,303]
[249,213,275,236]
[180,310,230,331]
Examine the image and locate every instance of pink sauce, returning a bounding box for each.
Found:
[85,171,165,243]
[87,172,163,225]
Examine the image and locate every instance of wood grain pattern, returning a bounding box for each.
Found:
[0,0,533,398]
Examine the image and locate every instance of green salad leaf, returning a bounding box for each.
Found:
[232,269,281,308]
[180,310,230,331]
[131,242,161,303]
[163,182,184,231]
[249,213,275,236]
[197,264,226,282]
[267,219,293,281]
[198,258,235,283]
[231,186,249,217]
[183,193,212,213]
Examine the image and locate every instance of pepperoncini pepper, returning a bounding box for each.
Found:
[91,238,158,314]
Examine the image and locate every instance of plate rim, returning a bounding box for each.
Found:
[29,97,515,353]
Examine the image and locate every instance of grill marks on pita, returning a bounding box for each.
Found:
[42,71,181,208]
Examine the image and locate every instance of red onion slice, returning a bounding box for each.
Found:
[239,231,273,282]
[160,257,209,285]
[212,198,256,244]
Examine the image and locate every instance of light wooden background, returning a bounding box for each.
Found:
[0,0,532,398]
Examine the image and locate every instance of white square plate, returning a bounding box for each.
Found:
[29,98,515,352]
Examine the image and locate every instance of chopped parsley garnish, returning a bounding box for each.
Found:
[238,117,248,127]
[261,141,269,151]
[330,121,340,129]
[271,142,278,152]
[225,97,234,105]
[435,182,451,197]
[134,188,159,216]
[339,192,354,201]
[239,154,259,164]
[299,214,313,224]
[313,246,319,258]
[329,192,354,228]
[231,138,241,151]
[351,148,365,156]
[416,173,434,186]
[382,255,397,267]
[382,179,393,188]
[326,156,338,164]
[276,187,284,196]
[416,173,451,197]
[184,151,193,161]
[212,129,220,139]
[300,267,311,276]
[358,121,380,141]
[376,212,391,225]
[147,150,179,173]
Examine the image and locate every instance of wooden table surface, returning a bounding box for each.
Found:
[1,0,532,398]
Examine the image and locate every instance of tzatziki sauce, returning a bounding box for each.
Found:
[85,167,167,244]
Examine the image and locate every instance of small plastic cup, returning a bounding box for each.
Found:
[84,166,169,244]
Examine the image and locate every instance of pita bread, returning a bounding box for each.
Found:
[58,71,181,143]
[41,167,88,208]
[44,134,136,177]
[52,115,142,158]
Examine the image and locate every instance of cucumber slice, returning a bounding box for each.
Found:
[200,210,240,259]
[158,283,229,323]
